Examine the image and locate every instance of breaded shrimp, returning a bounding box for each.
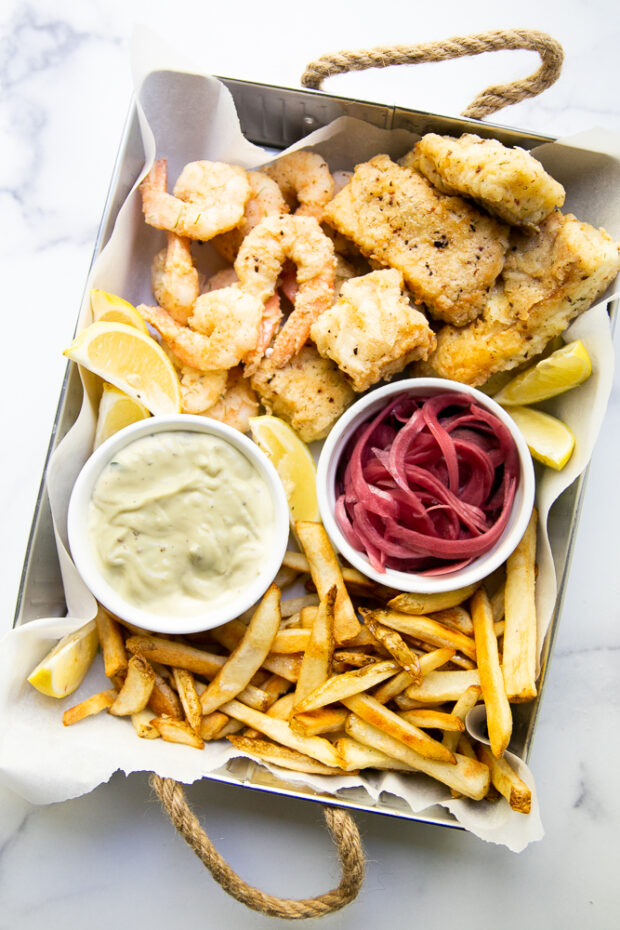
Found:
[263,151,335,222]
[201,367,260,433]
[234,214,336,368]
[177,366,228,414]
[405,133,565,227]
[140,158,250,241]
[212,171,289,263]
[202,267,239,293]
[244,293,283,377]
[151,232,199,324]
[137,285,262,371]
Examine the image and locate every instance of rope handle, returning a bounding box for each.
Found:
[151,775,365,919]
[301,28,564,120]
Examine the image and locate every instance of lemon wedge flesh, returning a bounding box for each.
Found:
[64,321,182,415]
[250,415,320,524]
[493,340,592,406]
[90,289,149,334]
[27,621,99,698]
[95,383,151,447]
[508,406,576,470]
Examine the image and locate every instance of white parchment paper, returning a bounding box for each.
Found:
[1,32,619,852]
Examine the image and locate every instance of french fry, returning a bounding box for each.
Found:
[149,671,183,718]
[399,709,465,732]
[502,508,538,702]
[442,685,482,752]
[62,689,118,726]
[172,667,202,734]
[341,692,455,763]
[227,735,345,775]
[150,715,204,749]
[126,635,225,678]
[373,647,456,704]
[290,706,348,737]
[94,605,128,678]
[280,594,320,617]
[260,674,293,706]
[299,605,319,629]
[345,714,490,800]
[293,585,336,707]
[131,708,161,739]
[109,655,156,716]
[270,628,312,654]
[475,744,532,814]
[221,699,343,768]
[427,606,474,636]
[200,584,281,714]
[365,608,477,661]
[282,549,376,592]
[332,650,379,671]
[387,584,479,615]
[262,652,302,682]
[405,669,481,704]
[200,711,230,741]
[361,611,422,683]
[294,661,400,714]
[490,583,506,623]
[295,521,361,643]
[335,735,415,772]
[471,588,512,758]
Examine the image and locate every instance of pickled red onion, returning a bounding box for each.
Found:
[334,392,519,574]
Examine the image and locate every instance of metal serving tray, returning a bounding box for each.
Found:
[13,76,614,830]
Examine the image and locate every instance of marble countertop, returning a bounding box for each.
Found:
[1,2,619,927]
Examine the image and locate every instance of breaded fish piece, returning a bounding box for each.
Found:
[416,212,620,386]
[311,269,436,392]
[403,133,565,227]
[250,345,355,442]
[323,155,509,326]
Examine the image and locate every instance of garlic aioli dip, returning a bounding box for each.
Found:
[87,430,274,617]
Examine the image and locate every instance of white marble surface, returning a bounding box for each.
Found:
[1,1,620,926]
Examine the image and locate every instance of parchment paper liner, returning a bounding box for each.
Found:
[1,36,619,853]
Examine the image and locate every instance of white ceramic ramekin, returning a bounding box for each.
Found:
[316,378,535,594]
[67,414,290,634]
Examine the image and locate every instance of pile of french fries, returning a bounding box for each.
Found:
[63,515,539,815]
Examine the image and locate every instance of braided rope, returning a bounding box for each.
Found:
[150,775,365,919]
[300,29,563,119]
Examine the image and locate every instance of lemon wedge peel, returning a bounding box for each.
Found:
[27,621,99,698]
[90,289,149,334]
[94,383,151,448]
[493,340,592,406]
[64,321,182,416]
[249,415,320,525]
[507,406,576,470]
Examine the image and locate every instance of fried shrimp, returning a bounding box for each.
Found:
[263,151,335,221]
[235,214,336,368]
[137,285,262,371]
[151,232,199,324]
[140,158,250,241]
[177,366,228,414]
[201,366,260,433]
[212,171,289,263]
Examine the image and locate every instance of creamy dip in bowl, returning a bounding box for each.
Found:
[68,415,289,634]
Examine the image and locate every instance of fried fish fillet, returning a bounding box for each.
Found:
[323,155,509,326]
[403,133,565,227]
[416,211,620,386]
[311,269,436,392]
[250,345,355,442]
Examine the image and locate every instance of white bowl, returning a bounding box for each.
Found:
[316,378,535,594]
[67,415,290,634]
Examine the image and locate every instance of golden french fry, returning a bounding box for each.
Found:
[295,521,361,643]
[502,508,538,702]
[362,611,422,682]
[399,709,465,732]
[294,660,399,714]
[335,735,415,772]
[471,588,512,758]
[149,672,183,718]
[221,699,343,768]
[262,652,302,682]
[62,689,118,726]
[293,585,336,707]
[94,605,127,678]
[270,628,312,654]
[341,692,455,764]
[227,735,345,775]
[131,708,161,739]
[373,647,456,704]
[200,585,281,715]
[476,744,532,814]
[367,608,477,661]
[280,594,320,617]
[109,655,156,716]
[299,605,319,629]
[427,606,474,636]
[489,583,506,623]
[332,650,379,671]
[345,714,490,800]
[126,635,225,678]
[387,584,479,615]
[290,707,348,737]
[172,667,202,734]
[260,674,293,705]
[265,692,297,719]
[456,733,478,760]
[405,669,481,704]
[150,715,204,749]
[200,711,230,741]
[442,685,482,752]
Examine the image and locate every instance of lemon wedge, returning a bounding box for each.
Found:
[507,406,576,470]
[90,289,149,334]
[64,321,182,415]
[493,340,592,406]
[250,415,320,524]
[94,383,151,447]
[27,621,99,698]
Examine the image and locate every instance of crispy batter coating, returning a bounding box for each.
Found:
[311,269,436,392]
[323,155,509,326]
[250,345,355,442]
[404,133,565,227]
[416,212,620,386]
